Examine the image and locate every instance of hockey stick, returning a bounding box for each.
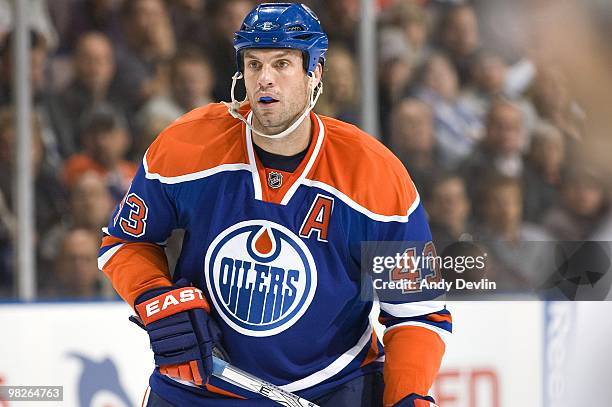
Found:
[129,315,317,405]
[212,356,319,407]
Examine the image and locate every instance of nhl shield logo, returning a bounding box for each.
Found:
[205,220,317,337]
[268,171,283,189]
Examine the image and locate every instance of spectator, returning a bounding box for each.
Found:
[543,166,612,240]
[134,49,213,158]
[63,105,136,201]
[463,51,507,117]
[415,53,483,169]
[388,98,440,189]
[0,30,63,169]
[379,1,431,65]
[40,172,114,266]
[43,228,114,299]
[0,109,67,294]
[0,29,48,106]
[463,50,538,133]
[115,0,176,110]
[0,109,66,238]
[0,0,59,50]
[529,65,585,143]
[522,122,565,222]
[460,98,526,203]
[476,175,551,288]
[437,3,481,85]
[70,172,115,231]
[52,31,124,158]
[121,0,176,61]
[315,0,360,50]
[51,0,123,53]
[315,44,359,124]
[424,173,474,243]
[167,0,208,48]
[377,28,415,142]
[206,0,254,102]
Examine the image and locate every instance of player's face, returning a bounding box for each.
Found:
[243,49,320,133]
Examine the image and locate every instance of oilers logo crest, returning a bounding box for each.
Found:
[205,220,317,337]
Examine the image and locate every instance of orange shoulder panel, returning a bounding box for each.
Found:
[145,103,250,178]
[311,116,418,217]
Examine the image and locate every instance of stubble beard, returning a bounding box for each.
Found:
[251,83,310,135]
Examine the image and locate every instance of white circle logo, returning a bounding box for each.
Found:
[205,220,317,337]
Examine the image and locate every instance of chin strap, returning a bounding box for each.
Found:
[227,71,323,140]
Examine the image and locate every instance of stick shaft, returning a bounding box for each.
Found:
[212,357,319,407]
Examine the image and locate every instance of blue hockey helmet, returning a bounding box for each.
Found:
[233,3,328,76]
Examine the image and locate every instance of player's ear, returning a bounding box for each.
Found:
[312,63,323,88]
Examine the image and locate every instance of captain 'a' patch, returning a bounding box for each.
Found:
[299,194,334,242]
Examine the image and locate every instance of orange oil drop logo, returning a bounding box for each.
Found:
[254,227,274,256]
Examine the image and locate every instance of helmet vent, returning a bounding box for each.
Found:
[293,33,314,41]
[287,25,305,31]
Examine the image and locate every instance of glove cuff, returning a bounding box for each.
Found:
[135,286,210,325]
[392,393,439,407]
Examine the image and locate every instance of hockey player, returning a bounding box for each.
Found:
[99,3,451,406]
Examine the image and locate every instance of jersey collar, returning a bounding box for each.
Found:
[245,111,325,205]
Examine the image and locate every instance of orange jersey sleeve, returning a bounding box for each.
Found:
[98,103,245,306]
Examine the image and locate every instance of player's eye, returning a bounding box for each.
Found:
[276,60,290,69]
[246,60,260,70]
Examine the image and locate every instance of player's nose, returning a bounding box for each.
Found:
[256,63,275,88]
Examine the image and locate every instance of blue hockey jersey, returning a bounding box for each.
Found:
[99,103,452,405]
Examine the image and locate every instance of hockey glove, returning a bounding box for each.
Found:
[392,393,439,407]
[130,279,226,385]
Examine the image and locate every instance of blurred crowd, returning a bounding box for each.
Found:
[0,0,610,298]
